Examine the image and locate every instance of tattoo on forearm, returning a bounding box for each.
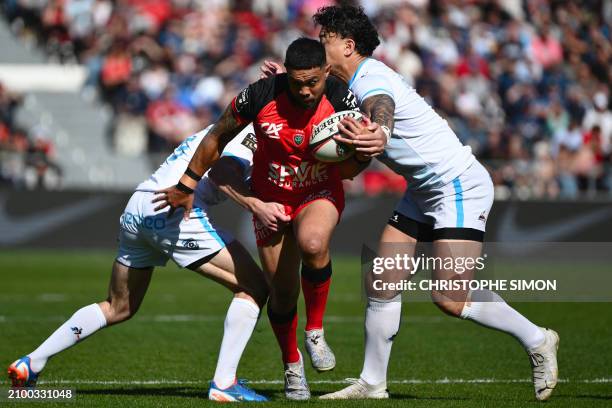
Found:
[361,94,395,131]
[210,105,244,151]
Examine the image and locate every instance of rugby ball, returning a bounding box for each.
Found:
[310,110,363,163]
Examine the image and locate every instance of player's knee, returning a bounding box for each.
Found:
[299,236,327,264]
[252,289,269,310]
[236,289,268,310]
[105,296,136,324]
[431,291,464,317]
[270,287,299,312]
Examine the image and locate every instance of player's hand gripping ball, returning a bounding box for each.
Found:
[310,110,364,163]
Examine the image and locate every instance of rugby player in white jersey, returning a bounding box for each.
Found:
[261,4,559,402]
[315,5,559,401]
[7,125,273,402]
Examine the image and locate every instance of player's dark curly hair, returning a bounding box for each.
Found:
[313,5,380,57]
[284,37,326,70]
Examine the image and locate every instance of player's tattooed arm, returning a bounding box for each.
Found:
[361,94,395,135]
[335,94,395,159]
[152,104,246,217]
[188,105,246,178]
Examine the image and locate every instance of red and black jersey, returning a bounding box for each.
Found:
[231,74,358,200]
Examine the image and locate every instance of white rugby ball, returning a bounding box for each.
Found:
[310,110,363,163]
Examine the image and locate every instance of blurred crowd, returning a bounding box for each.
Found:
[0,82,62,189]
[2,0,612,198]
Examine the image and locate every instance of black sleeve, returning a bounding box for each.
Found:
[325,76,359,112]
[231,75,284,123]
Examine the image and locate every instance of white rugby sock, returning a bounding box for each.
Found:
[360,296,402,386]
[460,290,545,349]
[213,298,260,389]
[28,303,107,373]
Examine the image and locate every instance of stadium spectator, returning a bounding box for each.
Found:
[0,83,62,189]
[582,92,612,155]
[100,40,133,104]
[2,0,612,197]
[145,86,200,151]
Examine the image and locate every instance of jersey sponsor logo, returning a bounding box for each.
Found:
[261,122,283,139]
[478,211,487,222]
[241,132,258,152]
[235,88,249,112]
[343,90,358,109]
[120,212,166,230]
[293,133,304,145]
[182,238,200,249]
[267,161,329,189]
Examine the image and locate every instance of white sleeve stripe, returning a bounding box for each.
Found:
[361,87,394,100]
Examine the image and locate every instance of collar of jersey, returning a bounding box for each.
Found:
[348,58,370,88]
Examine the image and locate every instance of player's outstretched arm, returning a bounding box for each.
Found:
[209,158,290,232]
[153,105,246,218]
[335,94,395,159]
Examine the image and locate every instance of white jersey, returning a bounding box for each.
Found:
[136,124,257,206]
[349,58,475,190]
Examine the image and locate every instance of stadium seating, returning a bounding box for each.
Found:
[1,0,611,197]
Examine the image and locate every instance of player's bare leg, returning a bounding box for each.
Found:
[431,239,559,401]
[8,261,152,387]
[258,229,309,400]
[192,240,268,308]
[321,224,414,399]
[293,199,339,372]
[9,244,270,400]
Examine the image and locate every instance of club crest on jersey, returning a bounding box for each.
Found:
[261,122,282,139]
[293,133,304,145]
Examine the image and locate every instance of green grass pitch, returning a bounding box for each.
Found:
[1,250,611,407]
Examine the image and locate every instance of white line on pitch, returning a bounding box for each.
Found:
[0,315,452,324]
[10,378,610,386]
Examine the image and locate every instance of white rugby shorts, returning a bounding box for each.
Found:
[116,191,233,268]
[394,161,494,234]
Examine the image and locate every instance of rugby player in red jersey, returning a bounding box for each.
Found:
[154,38,368,400]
